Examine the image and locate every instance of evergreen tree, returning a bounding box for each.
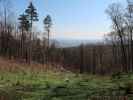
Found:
[18,14,30,61]
[25,2,38,30]
[44,15,52,64]
[25,2,38,64]
[18,14,30,31]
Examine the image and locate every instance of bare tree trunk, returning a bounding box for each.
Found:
[46,29,50,65]
[92,47,96,74]
[80,44,84,73]
[115,21,128,72]
[28,20,33,64]
[119,34,127,72]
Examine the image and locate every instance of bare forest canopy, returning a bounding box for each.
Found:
[0,0,133,74]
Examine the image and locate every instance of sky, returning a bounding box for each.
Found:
[13,0,127,40]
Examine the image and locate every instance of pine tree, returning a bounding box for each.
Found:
[18,14,30,31]
[25,2,38,64]
[18,14,30,61]
[25,2,38,30]
[44,15,52,64]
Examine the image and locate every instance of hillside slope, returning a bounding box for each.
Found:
[0,58,132,99]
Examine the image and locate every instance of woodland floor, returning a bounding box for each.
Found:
[0,58,132,100]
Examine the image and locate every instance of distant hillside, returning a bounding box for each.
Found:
[56,38,103,47]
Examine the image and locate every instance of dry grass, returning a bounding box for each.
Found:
[0,57,69,74]
[0,57,47,73]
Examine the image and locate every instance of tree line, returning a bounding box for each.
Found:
[0,0,133,74]
[0,0,52,65]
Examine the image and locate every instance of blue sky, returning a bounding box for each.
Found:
[14,0,126,40]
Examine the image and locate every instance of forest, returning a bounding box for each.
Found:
[0,0,133,100]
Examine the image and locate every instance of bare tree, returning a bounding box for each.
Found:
[125,0,133,72]
[79,44,84,73]
[106,3,128,72]
[0,0,15,59]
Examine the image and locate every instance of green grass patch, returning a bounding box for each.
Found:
[0,71,132,100]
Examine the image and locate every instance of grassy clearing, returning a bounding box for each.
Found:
[0,58,132,99]
[0,71,133,100]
